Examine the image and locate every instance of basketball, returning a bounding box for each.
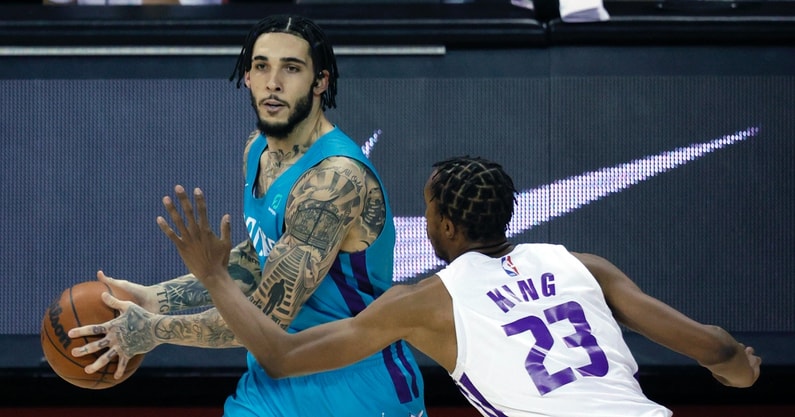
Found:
[40,280,146,389]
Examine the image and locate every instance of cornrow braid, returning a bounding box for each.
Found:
[229,15,339,110]
[430,156,517,241]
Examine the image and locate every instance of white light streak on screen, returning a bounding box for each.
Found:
[364,126,759,282]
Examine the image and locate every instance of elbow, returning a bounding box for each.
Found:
[254,353,292,379]
[252,345,303,379]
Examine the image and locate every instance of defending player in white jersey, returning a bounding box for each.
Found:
[92,156,760,417]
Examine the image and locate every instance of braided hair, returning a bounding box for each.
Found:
[429,156,517,241]
[229,15,339,110]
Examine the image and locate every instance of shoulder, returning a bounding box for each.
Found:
[569,251,636,293]
[316,155,370,176]
[286,156,380,222]
[570,252,615,275]
[317,154,363,168]
[307,156,380,194]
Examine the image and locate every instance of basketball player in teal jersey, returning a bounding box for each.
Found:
[80,156,760,417]
[69,15,426,417]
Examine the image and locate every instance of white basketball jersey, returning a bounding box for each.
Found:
[437,243,672,417]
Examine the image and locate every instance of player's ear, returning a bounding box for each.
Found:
[244,71,252,88]
[313,70,329,94]
[441,217,456,240]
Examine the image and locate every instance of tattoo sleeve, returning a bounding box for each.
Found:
[152,308,242,349]
[248,159,369,329]
[154,240,261,313]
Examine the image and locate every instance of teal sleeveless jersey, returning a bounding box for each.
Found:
[232,128,425,416]
[242,127,395,330]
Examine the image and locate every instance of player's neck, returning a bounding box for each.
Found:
[465,239,513,258]
[267,111,330,154]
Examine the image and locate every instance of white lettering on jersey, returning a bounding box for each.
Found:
[245,216,277,258]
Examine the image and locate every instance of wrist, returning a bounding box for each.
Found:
[200,270,237,292]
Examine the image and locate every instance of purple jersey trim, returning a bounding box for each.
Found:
[458,372,508,417]
[330,255,418,404]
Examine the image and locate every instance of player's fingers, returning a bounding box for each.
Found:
[99,347,124,376]
[96,270,113,284]
[221,214,232,244]
[114,356,129,380]
[97,271,128,289]
[162,190,189,238]
[68,323,109,338]
[174,185,198,232]
[97,270,132,300]
[157,215,180,244]
[193,188,211,231]
[84,350,114,375]
[742,346,761,364]
[100,291,129,312]
[70,336,110,357]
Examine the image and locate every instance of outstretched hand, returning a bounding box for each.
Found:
[157,185,233,285]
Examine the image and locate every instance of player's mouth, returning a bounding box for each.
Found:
[260,97,287,113]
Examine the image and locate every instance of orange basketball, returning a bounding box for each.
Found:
[40,280,145,389]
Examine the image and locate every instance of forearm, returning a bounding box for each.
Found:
[202,272,287,356]
[204,271,371,378]
[150,273,212,314]
[154,240,260,313]
[151,307,243,349]
[580,251,761,389]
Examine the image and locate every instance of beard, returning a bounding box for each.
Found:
[250,85,314,140]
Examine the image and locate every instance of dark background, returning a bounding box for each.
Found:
[1,0,793,412]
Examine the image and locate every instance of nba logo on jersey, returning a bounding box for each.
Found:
[501,255,520,277]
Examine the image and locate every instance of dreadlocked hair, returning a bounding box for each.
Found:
[229,15,339,110]
[430,156,517,241]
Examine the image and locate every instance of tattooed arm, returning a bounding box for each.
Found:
[69,157,379,375]
[145,130,264,313]
[247,156,381,329]
[69,232,255,376]
[70,294,243,378]
[98,131,264,315]
[68,132,264,376]
[97,240,261,314]
[150,240,261,313]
